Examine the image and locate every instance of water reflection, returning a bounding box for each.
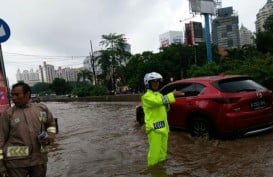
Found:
[141,164,168,177]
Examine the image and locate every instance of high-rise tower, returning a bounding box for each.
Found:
[211,6,240,49]
[255,0,273,32]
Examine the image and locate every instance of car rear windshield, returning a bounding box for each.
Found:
[214,77,266,93]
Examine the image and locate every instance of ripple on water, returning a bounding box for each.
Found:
[45,101,273,177]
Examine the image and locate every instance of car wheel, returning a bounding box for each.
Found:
[189,116,213,139]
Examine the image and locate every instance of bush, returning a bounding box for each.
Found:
[90,85,108,96]
[71,85,92,97]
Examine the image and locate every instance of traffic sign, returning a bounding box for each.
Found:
[0,18,10,43]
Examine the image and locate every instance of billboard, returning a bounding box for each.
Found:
[159,31,183,47]
[185,21,204,45]
[161,39,170,47]
[190,0,216,15]
[0,69,9,114]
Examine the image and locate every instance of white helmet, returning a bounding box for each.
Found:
[144,72,163,88]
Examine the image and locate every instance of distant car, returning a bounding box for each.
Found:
[136,75,273,138]
[31,96,41,103]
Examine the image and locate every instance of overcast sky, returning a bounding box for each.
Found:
[0,0,268,85]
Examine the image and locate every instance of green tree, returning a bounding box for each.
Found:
[99,33,130,91]
[51,78,69,95]
[90,85,108,96]
[255,32,273,54]
[31,82,51,95]
[255,14,273,54]
[77,69,93,84]
[71,84,92,97]
[187,62,222,77]
[123,43,221,92]
[125,52,150,92]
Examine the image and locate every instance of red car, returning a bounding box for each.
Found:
[136,75,273,138]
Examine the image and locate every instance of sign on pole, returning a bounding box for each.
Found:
[189,0,214,63]
[0,18,10,43]
[0,18,11,112]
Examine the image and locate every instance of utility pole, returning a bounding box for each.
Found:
[89,40,97,85]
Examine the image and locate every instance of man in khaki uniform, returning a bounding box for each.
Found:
[0,82,56,177]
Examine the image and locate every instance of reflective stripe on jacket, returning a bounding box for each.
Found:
[141,89,175,134]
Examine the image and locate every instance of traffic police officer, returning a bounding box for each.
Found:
[141,72,184,167]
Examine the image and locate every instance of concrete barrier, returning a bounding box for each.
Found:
[40,94,142,102]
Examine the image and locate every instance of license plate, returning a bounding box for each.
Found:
[250,100,266,110]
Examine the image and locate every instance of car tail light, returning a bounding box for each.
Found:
[212,97,240,104]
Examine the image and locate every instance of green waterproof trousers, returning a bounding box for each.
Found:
[147,131,168,167]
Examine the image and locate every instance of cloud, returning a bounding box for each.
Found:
[0,0,267,85]
[3,0,189,55]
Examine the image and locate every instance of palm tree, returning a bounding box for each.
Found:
[99,33,130,91]
[77,69,93,84]
[100,33,127,52]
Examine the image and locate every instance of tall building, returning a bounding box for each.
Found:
[159,31,183,48]
[17,61,86,85]
[212,7,240,49]
[255,0,273,32]
[39,61,55,83]
[16,69,40,86]
[239,25,254,47]
[55,67,79,82]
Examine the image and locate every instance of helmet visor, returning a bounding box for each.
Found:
[151,79,161,83]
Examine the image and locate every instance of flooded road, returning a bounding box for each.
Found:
[45,102,273,177]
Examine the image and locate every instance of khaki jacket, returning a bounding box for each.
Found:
[0,102,56,170]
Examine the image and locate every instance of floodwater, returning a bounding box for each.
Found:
[45,102,273,177]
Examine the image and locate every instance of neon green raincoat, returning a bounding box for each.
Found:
[141,89,176,167]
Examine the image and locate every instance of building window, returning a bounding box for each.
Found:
[228,39,233,47]
[227,25,232,32]
[222,32,227,38]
